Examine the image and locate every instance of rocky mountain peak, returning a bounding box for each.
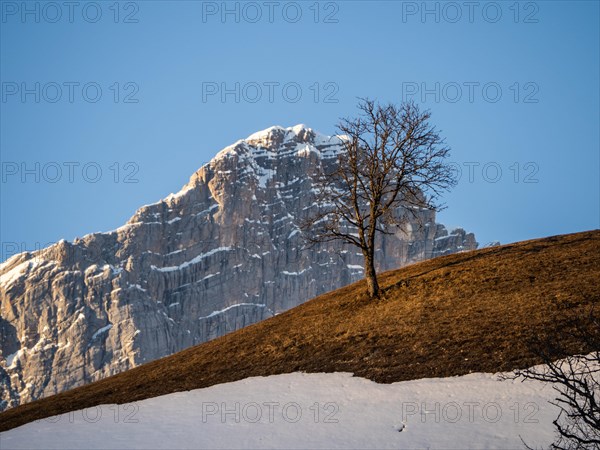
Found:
[0,126,477,411]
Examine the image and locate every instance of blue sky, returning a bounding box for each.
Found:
[1,0,599,261]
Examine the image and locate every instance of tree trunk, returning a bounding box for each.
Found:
[363,251,380,298]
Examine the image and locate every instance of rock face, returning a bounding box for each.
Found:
[0,125,477,410]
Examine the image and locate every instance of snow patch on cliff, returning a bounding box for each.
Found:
[152,247,234,272]
[198,303,267,320]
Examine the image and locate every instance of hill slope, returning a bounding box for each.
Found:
[1,229,598,432]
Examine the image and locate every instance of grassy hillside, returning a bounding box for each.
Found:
[1,230,599,432]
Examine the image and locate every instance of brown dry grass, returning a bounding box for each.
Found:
[1,230,599,432]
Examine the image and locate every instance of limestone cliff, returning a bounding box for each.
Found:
[0,125,477,409]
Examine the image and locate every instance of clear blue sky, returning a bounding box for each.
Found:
[1,1,599,261]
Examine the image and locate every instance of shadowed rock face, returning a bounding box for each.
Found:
[0,125,477,409]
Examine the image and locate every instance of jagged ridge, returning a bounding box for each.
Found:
[0,125,477,410]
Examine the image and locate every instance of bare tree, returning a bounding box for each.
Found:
[514,309,600,449]
[301,99,456,298]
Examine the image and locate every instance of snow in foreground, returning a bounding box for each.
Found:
[1,371,560,449]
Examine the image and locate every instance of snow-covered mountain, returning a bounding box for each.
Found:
[0,125,477,410]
